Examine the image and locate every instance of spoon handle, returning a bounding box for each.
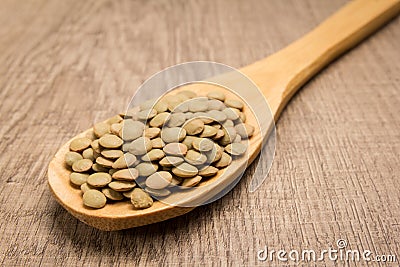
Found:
[241,0,400,119]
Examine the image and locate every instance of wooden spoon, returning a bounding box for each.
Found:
[48,0,400,230]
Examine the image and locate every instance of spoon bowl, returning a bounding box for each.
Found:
[49,85,265,230]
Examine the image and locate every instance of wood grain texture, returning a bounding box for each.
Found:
[0,0,399,266]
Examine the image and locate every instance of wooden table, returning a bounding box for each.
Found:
[1,0,399,265]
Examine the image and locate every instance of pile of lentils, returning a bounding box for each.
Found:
[64,90,255,209]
